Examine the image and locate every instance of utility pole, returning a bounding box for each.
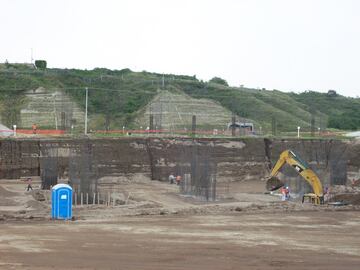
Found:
[53,94,58,130]
[272,116,277,136]
[85,87,88,135]
[231,113,236,137]
[192,115,196,137]
[310,114,315,137]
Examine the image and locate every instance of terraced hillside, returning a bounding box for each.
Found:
[20,87,85,130]
[134,91,253,130]
[0,63,359,133]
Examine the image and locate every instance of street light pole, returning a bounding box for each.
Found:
[85,87,88,135]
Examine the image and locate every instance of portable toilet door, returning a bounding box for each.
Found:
[51,184,72,220]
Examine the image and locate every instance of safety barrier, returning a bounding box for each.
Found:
[94,129,229,136]
[16,129,65,135]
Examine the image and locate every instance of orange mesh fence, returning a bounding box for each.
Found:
[94,129,229,136]
[17,129,65,135]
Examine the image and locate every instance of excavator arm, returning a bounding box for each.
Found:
[267,150,324,204]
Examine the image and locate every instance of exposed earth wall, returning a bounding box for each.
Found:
[0,138,359,190]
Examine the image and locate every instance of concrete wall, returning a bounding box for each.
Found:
[0,138,359,192]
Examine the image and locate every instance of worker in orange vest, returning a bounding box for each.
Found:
[176,175,182,186]
[32,123,37,134]
[280,186,287,201]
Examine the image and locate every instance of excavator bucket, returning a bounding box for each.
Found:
[266,176,284,191]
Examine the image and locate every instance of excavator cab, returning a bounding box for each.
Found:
[266,150,324,205]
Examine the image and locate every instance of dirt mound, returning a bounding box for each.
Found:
[0,186,17,197]
[331,193,360,205]
[0,186,19,206]
[351,179,360,186]
[331,185,360,193]
[31,190,46,201]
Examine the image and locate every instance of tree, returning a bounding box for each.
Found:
[328,114,360,130]
[327,90,337,97]
[0,90,26,127]
[209,77,228,86]
[35,60,47,69]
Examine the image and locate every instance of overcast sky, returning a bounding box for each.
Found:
[1,0,360,97]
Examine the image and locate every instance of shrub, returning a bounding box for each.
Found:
[35,60,47,69]
[209,77,228,86]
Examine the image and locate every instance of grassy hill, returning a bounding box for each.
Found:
[0,63,359,133]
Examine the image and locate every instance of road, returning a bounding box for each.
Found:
[1,180,360,269]
[1,212,360,269]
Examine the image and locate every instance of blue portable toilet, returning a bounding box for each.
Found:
[51,184,72,220]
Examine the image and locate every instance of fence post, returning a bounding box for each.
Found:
[311,113,315,137]
[211,174,216,201]
[272,116,277,136]
[192,115,196,137]
[231,114,236,137]
[80,193,83,206]
[150,114,154,131]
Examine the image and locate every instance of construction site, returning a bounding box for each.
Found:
[1,8,360,266]
[1,136,360,269]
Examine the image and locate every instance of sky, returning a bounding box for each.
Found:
[1,0,360,97]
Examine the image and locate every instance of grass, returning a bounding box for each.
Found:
[0,63,359,133]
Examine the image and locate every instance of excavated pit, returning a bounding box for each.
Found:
[0,137,359,200]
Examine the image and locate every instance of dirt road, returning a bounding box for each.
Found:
[1,212,360,270]
[1,180,360,269]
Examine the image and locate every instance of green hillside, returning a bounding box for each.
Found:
[0,63,359,133]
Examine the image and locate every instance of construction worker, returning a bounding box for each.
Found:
[32,123,37,134]
[280,186,287,201]
[324,186,330,202]
[168,173,175,184]
[285,186,290,200]
[26,177,33,191]
[176,175,182,186]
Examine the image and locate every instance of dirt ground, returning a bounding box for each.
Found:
[1,179,360,270]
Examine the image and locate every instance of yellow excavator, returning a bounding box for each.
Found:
[266,150,324,205]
